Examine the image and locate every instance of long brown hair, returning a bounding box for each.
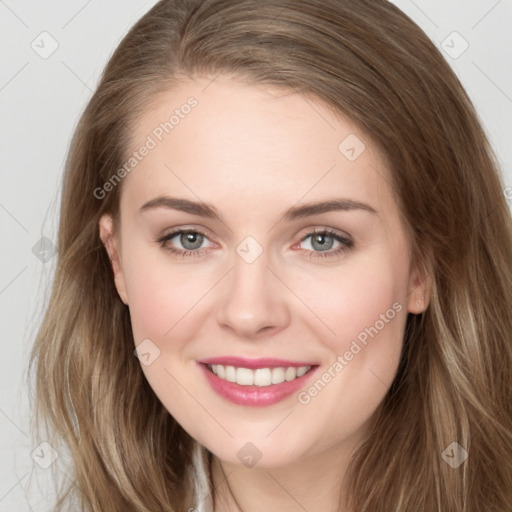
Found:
[30,0,512,510]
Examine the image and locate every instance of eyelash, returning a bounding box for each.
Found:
[156,228,354,259]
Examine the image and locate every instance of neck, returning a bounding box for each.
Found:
[210,444,357,512]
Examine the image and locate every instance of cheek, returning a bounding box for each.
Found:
[122,244,212,344]
[289,267,407,446]
[124,264,175,344]
[120,246,209,431]
[293,249,409,423]
[292,252,408,352]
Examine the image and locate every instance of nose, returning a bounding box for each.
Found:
[216,248,291,340]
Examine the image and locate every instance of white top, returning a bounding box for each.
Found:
[190,442,215,512]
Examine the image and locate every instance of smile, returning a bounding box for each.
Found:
[198,357,318,407]
[207,364,312,386]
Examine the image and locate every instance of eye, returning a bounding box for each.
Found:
[157,229,214,257]
[296,229,353,259]
[156,227,353,259]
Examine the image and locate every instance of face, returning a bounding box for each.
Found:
[100,76,428,469]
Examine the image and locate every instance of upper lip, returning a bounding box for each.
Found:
[198,356,317,369]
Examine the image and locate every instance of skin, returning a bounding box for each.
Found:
[100,76,429,512]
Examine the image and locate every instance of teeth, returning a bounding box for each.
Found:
[296,366,308,377]
[209,364,311,386]
[216,364,226,379]
[271,367,285,384]
[225,365,236,382]
[254,368,272,386]
[285,367,297,381]
[236,367,254,385]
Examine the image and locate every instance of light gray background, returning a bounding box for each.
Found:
[1,0,511,510]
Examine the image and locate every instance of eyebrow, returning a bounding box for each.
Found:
[139,196,377,221]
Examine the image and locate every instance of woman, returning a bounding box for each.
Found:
[30,0,512,510]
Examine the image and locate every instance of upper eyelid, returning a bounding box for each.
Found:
[159,226,212,239]
[158,227,352,248]
[158,228,215,246]
[298,227,352,241]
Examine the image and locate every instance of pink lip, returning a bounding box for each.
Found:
[198,356,316,369]
[197,360,319,407]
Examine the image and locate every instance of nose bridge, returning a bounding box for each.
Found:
[216,238,290,337]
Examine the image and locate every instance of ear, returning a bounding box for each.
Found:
[99,214,129,305]
[406,252,431,315]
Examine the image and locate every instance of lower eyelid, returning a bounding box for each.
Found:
[158,229,352,257]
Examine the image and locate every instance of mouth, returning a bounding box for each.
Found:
[197,357,319,407]
[206,363,313,386]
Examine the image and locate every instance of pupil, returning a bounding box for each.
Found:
[181,232,203,250]
[312,234,333,251]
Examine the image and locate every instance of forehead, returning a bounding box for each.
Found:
[121,76,398,224]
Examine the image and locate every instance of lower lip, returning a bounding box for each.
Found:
[198,363,318,407]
